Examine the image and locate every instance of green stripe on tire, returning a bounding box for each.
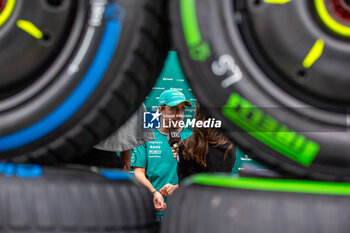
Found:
[180,0,211,61]
[223,93,320,166]
[190,174,350,196]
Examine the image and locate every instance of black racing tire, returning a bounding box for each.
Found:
[0,0,169,163]
[0,163,157,233]
[170,0,350,181]
[161,174,350,233]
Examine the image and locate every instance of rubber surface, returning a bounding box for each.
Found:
[0,0,169,163]
[0,163,157,233]
[170,0,350,181]
[161,174,350,233]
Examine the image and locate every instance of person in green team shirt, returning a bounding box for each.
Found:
[131,89,192,222]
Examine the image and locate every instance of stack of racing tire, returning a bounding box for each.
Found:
[0,0,350,232]
[0,0,168,232]
[161,0,350,232]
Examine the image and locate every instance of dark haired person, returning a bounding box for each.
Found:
[176,103,236,182]
[131,89,192,223]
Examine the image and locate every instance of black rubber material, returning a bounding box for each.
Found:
[0,164,157,233]
[0,0,76,95]
[170,0,350,181]
[161,180,350,233]
[67,148,125,168]
[242,1,350,107]
[0,0,169,163]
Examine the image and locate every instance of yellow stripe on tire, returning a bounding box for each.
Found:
[315,0,350,37]
[0,0,16,27]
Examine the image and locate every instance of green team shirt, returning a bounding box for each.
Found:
[130,128,192,214]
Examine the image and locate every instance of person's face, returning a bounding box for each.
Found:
[159,103,186,129]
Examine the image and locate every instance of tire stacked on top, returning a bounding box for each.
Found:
[170,0,350,180]
[0,0,169,163]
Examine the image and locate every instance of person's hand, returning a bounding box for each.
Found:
[171,144,179,160]
[159,183,178,197]
[153,191,167,211]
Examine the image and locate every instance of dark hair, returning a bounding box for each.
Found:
[180,103,233,167]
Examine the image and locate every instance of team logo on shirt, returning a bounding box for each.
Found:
[143,111,161,129]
